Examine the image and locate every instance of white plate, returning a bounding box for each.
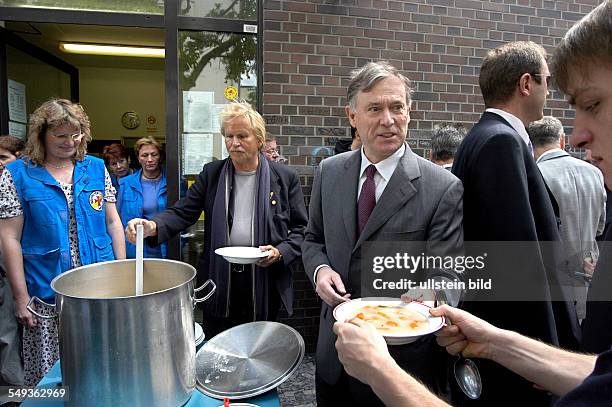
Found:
[214,247,269,264]
[195,322,205,346]
[333,297,445,345]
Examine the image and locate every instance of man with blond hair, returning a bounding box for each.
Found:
[126,102,307,336]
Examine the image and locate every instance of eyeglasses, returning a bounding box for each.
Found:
[532,73,551,87]
[265,148,280,155]
[50,132,84,142]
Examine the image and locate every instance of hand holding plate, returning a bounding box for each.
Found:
[256,245,281,267]
[333,317,391,385]
[432,305,497,359]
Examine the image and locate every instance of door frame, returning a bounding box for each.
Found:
[0,1,261,258]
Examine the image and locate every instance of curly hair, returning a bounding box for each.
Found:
[24,98,92,165]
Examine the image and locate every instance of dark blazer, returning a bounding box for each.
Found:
[451,111,580,405]
[150,158,308,317]
[303,145,464,390]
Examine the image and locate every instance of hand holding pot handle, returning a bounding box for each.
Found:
[126,218,157,244]
[15,296,37,328]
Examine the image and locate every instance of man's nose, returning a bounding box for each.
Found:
[570,122,592,149]
[380,109,394,126]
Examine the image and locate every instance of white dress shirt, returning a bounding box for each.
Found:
[357,143,405,202]
[314,143,405,282]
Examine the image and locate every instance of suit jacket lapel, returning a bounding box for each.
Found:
[354,147,419,251]
[341,151,360,249]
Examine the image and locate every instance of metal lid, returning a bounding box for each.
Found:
[196,321,304,400]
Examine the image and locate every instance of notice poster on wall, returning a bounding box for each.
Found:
[183,91,226,134]
[8,79,27,124]
[8,121,26,139]
[182,133,215,175]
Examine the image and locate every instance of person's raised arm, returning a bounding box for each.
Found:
[334,318,450,407]
[433,305,597,397]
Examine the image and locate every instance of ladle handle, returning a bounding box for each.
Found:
[193,279,216,306]
[27,296,57,320]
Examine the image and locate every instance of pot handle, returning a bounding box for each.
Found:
[27,296,57,320]
[193,279,216,306]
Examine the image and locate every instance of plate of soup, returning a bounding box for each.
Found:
[333,297,445,345]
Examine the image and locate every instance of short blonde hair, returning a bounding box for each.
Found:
[24,98,92,165]
[219,101,266,148]
[134,136,163,157]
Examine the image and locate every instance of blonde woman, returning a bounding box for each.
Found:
[0,98,125,385]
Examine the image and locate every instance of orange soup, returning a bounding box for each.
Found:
[352,305,428,334]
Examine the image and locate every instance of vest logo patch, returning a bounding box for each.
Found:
[89,191,104,211]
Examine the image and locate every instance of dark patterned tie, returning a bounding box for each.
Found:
[358,164,377,235]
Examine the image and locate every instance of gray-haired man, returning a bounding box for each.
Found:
[302,61,464,406]
[529,116,606,321]
[430,123,466,170]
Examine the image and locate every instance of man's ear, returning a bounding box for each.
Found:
[345,105,357,128]
[560,133,566,150]
[518,73,532,96]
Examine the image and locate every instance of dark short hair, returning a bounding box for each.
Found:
[479,41,547,107]
[347,61,412,109]
[552,0,612,95]
[430,123,466,162]
[527,116,564,148]
[0,135,25,156]
[102,143,129,164]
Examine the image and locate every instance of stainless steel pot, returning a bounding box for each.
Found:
[28,259,215,407]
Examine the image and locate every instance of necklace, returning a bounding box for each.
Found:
[45,161,73,169]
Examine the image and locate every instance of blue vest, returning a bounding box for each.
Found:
[117,169,167,258]
[8,156,115,302]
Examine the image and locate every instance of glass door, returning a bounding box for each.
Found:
[178,30,257,266]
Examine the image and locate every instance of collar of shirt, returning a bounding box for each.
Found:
[359,143,405,182]
[485,108,532,148]
[536,147,566,164]
[357,143,405,202]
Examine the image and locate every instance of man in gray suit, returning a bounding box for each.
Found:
[302,61,464,406]
[529,116,606,320]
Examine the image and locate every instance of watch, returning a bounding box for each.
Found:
[121,111,140,130]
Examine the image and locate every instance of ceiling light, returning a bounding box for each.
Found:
[59,42,165,58]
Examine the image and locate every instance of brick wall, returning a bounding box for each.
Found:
[264,0,600,350]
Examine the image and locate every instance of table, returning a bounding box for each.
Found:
[22,361,280,406]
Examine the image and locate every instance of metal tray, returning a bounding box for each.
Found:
[196,321,305,400]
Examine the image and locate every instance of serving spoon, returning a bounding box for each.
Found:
[436,291,482,399]
[135,224,144,296]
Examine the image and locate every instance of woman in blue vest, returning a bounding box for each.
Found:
[0,99,126,385]
[117,136,167,258]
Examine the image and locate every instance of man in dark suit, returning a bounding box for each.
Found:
[302,61,464,406]
[452,41,580,405]
[126,101,307,336]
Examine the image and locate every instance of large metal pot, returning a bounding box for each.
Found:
[28,259,215,407]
